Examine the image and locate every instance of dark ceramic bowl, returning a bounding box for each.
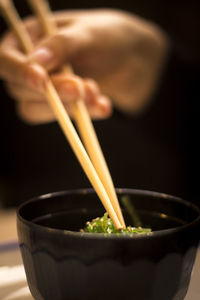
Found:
[17,189,200,300]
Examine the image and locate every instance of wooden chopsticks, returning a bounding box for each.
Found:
[27,0,125,228]
[0,0,125,229]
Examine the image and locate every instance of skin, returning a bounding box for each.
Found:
[0,9,169,124]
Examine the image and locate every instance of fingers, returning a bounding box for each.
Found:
[53,75,112,120]
[8,74,112,124]
[17,95,111,124]
[51,74,112,119]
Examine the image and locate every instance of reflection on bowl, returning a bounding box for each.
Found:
[17,189,200,300]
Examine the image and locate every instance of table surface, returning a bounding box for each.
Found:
[0,208,199,300]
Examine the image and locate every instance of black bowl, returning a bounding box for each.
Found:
[17,189,200,300]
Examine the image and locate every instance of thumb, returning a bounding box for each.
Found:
[29,25,89,72]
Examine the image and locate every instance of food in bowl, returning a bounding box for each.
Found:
[82,212,152,234]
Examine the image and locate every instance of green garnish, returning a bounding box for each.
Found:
[82,213,151,235]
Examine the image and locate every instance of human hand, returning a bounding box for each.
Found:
[0,9,168,124]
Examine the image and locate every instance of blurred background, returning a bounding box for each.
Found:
[0,0,199,208]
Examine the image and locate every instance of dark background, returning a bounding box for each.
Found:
[0,0,199,207]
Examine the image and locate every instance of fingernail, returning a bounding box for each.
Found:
[31,47,54,67]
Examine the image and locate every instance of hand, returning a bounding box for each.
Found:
[0,9,168,124]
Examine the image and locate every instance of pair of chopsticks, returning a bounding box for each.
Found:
[0,0,125,229]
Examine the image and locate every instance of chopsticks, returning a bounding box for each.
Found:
[0,0,125,229]
[27,0,125,228]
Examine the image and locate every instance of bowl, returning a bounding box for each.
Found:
[17,188,200,300]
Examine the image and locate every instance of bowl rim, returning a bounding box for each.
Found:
[17,188,200,240]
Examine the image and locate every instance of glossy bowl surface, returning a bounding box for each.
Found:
[17,189,200,300]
